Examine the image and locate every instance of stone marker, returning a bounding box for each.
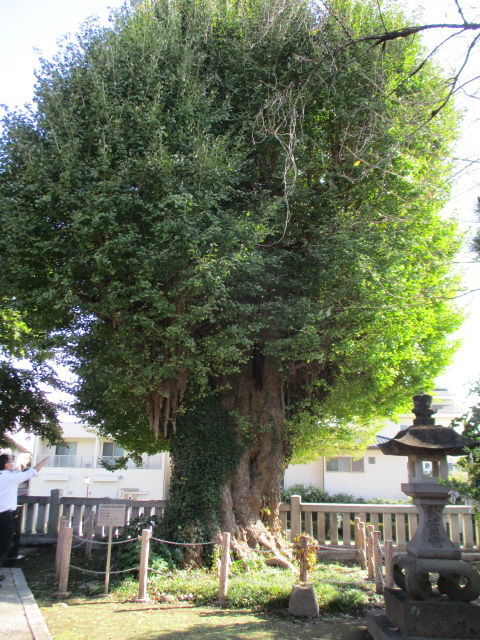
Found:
[288,584,319,617]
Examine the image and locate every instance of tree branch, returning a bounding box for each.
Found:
[351,22,480,47]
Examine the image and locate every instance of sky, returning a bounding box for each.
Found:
[0,0,479,407]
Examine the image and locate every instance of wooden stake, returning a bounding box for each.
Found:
[54,523,72,597]
[299,535,309,583]
[354,517,361,564]
[218,532,231,603]
[373,531,383,594]
[137,529,152,602]
[367,524,374,580]
[359,520,367,570]
[104,525,114,595]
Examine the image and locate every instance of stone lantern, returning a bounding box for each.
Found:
[368,393,480,640]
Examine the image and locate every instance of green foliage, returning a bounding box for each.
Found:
[281,484,357,504]
[116,559,375,613]
[0,306,62,445]
[281,484,328,503]
[443,384,480,518]
[112,514,182,573]
[230,554,266,575]
[0,361,61,446]
[317,584,367,614]
[280,484,411,511]
[0,0,464,533]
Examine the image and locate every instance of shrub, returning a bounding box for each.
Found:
[281,484,329,503]
[112,514,183,573]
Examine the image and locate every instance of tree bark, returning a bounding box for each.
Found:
[219,354,291,556]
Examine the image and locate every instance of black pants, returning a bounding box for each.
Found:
[0,510,15,568]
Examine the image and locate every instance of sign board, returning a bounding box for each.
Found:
[97,504,126,527]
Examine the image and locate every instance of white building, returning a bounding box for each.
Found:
[29,422,170,500]
[283,389,465,501]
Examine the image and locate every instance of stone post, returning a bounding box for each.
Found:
[47,488,63,537]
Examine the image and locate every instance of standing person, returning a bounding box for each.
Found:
[0,454,49,580]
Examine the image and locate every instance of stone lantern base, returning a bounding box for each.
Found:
[367,588,480,639]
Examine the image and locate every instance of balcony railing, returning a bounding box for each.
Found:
[99,456,163,469]
[44,455,94,468]
[37,454,163,469]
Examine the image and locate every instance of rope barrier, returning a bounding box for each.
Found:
[71,540,88,549]
[150,536,217,547]
[72,533,140,546]
[69,564,139,576]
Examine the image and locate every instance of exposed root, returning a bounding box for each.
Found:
[265,556,296,571]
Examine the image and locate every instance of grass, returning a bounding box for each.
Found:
[21,546,381,639]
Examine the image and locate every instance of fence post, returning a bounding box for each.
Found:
[55,517,69,580]
[84,507,94,560]
[54,522,72,597]
[373,531,383,594]
[48,489,63,537]
[137,529,152,602]
[367,524,374,580]
[290,495,302,541]
[218,532,231,604]
[354,517,361,563]
[384,539,394,588]
[359,520,367,569]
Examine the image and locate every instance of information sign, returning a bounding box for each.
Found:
[97,504,126,527]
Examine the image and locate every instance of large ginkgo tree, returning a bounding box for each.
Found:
[0,0,463,558]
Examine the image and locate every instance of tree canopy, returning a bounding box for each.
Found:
[0,0,465,547]
[0,307,62,447]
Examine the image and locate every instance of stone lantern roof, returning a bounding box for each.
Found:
[378,392,480,457]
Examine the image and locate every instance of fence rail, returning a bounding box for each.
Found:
[17,491,480,554]
[18,490,167,542]
[280,495,480,552]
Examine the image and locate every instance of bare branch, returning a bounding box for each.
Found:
[350,22,480,47]
[453,0,468,24]
[430,32,480,119]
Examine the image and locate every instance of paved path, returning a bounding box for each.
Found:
[0,567,52,640]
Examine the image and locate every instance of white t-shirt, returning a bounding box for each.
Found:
[0,468,38,512]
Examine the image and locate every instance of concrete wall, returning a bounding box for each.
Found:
[323,450,408,500]
[283,458,325,490]
[284,450,408,500]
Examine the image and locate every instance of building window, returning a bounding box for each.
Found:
[54,442,77,467]
[102,442,125,458]
[368,457,376,464]
[101,442,125,465]
[326,457,364,472]
[55,442,77,456]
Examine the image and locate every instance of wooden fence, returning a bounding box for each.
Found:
[280,495,480,555]
[17,491,480,556]
[17,490,167,544]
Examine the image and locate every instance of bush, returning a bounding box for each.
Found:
[281,483,411,505]
[112,514,183,573]
[281,484,329,503]
[281,484,356,504]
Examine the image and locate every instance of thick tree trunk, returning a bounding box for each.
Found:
[159,353,294,567]
[219,354,291,557]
